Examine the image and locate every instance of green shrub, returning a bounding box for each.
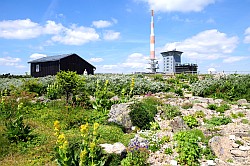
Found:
[161,104,181,120]
[207,104,218,110]
[129,102,155,130]
[205,116,232,126]
[215,104,230,113]
[164,148,173,155]
[183,115,199,129]
[194,110,205,118]
[121,149,149,166]
[46,82,61,100]
[104,153,122,166]
[235,140,244,146]
[129,97,159,130]
[174,130,202,165]
[98,125,134,146]
[181,102,193,109]
[241,119,249,124]
[21,78,44,96]
[5,115,33,143]
[174,88,183,96]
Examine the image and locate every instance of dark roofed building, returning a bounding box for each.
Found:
[28,53,95,77]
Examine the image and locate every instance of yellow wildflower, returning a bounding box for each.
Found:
[57,133,65,144]
[80,123,89,136]
[93,123,99,131]
[89,142,96,150]
[54,120,61,132]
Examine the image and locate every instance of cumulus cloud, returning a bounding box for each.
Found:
[103,30,120,40]
[121,53,148,69]
[244,27,250,43]
[102,65,118,70]
[43,20,64,34]
[140,0,215,12]
[92,19,118,28]
[223,56,248,63]
[0,57,21,66]
[163,29,238,60]
[92,20,112,28]
[30,53,47,60]
[0,19,100,45]
[0,19,42,39]
[89,57,104,63]
[51,25,99,45]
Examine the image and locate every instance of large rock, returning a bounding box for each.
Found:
[237,99,248,105]
[209,136,232,161]
[108,102,133,131]
[100,142,126,154]
[170,116,188,132]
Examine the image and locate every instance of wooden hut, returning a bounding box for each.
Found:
[28,53,95,77]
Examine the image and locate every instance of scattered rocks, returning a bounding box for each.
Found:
[237,99,248,106]
[209,136,233,161]
[108,102,133,131]
[100,142,126,154]
[170,116,189,132]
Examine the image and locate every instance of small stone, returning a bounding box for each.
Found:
[239,146,250,151]
[131,126,136,130]
[231,149,248,157]
[207,160,216,165]
[237,99,248,105]
[170,160,178,166]
[229,135,236,140]
[232,142,239,148]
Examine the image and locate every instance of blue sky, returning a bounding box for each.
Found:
[0,0,250,74]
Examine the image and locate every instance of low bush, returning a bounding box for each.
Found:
[129,97,160,130]
[5,115,33,143]
[174,130,202,166]
[161,104,181,120]
[207,104,218,110]
[181,102,193,109]
[205,116,232,126]
[183,115,199,129]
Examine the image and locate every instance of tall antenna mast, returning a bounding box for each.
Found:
[150,10,155,60]
[148,10,159,73]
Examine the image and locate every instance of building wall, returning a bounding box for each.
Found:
[60,54,95,75]
[30,61,59,77]
[30,54,95,77]
[162,51,182,74]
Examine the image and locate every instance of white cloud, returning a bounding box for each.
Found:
[51,25,99,45]
[0,57,21,66]
[43,20,64,34]
[95,53,150,73]
[121,53,148,69]
[244,27,250,43]
[141,0,215,12]
[102,65,118,70]
[163,29,238,60]
[0,19,42,39]
[223,56,248,63]
[0,19,99,45]
[92,20,112,28]
[89,57,104,63]
[103,30,120,40]
[30,53,47,60]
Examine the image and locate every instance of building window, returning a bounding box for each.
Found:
[36,64,40,72]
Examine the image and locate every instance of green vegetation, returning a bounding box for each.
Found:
[183,115,199,129]
[161,104,181,120]
[0,73,248,165]
[192,74,250,101]
[205,116,232,126]
[129,97,160,130]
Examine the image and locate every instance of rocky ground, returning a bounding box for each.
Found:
[105,93,250,166]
